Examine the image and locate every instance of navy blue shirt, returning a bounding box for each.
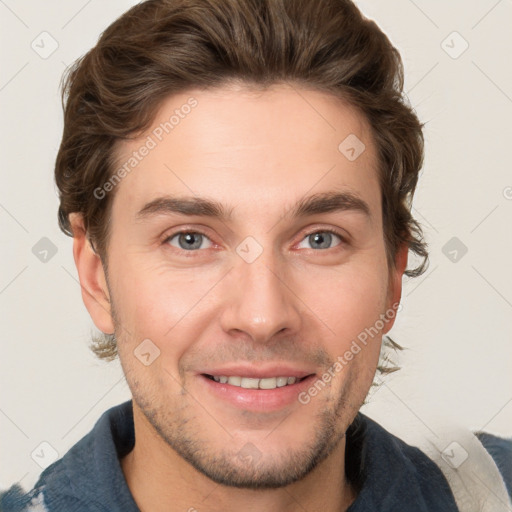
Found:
[1,400,510,511]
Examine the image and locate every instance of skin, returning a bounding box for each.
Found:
[70,82,408,512]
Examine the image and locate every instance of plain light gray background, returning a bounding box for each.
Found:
[1,0,511,492]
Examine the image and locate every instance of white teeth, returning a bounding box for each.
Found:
[240,377,260,389]
[276,377,288,387]
[227,376,241,386]
[258,377,277,389]
[209,375,301,389]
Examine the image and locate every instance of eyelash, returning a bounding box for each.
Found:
[161,227,348,255]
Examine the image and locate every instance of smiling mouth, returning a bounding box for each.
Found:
[202,374,312,390]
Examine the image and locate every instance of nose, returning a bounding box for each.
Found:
[219,245,303,344]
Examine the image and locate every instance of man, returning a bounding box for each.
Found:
[1,0,511,510]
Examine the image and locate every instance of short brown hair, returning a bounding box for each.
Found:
[55,0,428,361]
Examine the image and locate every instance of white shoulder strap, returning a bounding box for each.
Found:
[411,422,512,512]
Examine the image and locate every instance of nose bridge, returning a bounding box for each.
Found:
[219,241,301,343]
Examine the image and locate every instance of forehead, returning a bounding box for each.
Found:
[110,82,380,225]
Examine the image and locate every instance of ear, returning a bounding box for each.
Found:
[69,213,115,335]
[382,243,408,334]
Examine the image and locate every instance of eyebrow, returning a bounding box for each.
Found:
[135,190,372,223]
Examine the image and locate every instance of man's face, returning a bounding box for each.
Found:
[99,83,402,488]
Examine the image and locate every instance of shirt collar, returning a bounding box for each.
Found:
[36,400,458,512]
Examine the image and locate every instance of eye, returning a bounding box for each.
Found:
[164,231,213,251]
[296,229,344,250]
[162,228,346,254]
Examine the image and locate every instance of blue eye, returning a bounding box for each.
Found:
[163,228,345,255]
[165,232,213,251]
[297,230,344,250]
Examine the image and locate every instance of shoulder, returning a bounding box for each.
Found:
[0,401,134,512]
[0,471,103,512]
[352,413,512,511]
[385,413,512,511]
[474,431,512,500]
[0,484,48,512]
[348,413,460,510]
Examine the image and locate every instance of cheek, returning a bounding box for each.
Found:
[112,259,223,353]
[303,263,388,338]
[300,266,388,386]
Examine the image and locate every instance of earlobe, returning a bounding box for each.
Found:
[69,213,115,335]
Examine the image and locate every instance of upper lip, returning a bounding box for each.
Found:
[198,364,316,379]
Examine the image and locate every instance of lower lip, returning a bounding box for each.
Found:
[198,374,316,412]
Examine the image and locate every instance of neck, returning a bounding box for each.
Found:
[121,404,357,512]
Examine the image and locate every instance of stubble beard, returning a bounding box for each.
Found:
[126,367,363,490]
